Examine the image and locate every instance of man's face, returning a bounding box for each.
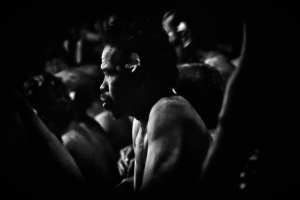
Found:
[162,14,188,63]
[25,74,73,120]
[100,45,138,119]
[162,14,178,45]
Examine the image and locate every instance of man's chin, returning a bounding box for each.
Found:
[107,108,122,120]
[102,102,125,119]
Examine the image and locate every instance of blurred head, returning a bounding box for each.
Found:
[99,16,178,118]
[162,10,193,63]
[55,67,100,115]
[162,11,181,45]
[162,5,244,63]
[23,72,74,124]
[174,63,224,129]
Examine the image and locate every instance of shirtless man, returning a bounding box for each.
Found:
[23,72,120,196]
[99,16,211,198]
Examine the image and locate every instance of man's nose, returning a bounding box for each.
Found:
[100,79,108,93]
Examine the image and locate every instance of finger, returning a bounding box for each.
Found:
[124,157,129,165]
[118,161,126,176]
[120,148,125,157]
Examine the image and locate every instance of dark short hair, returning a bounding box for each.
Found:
[175,62,224,129]
[100,15,178,89]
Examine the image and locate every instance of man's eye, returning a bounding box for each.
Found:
[101,58,108,64]
[104,70,119,77]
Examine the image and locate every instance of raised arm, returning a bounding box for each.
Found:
[200,4,300,199]
[2,87,87,199]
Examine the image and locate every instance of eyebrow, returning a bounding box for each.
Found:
[100,64,118,74]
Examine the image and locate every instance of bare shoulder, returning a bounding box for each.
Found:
[150,95,203,122]
[62,128,85,148]
[152,95,185,112]
[148,95,208,137]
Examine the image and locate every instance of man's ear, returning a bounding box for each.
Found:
[125,52,140,73]
[125,52,144,87]
[177,21,192,48]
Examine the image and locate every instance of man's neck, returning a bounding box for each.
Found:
[133,88,176,126]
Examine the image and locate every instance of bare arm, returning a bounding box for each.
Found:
[141,102,183,192]
[139,97,209,196]
[2,87,87,199]
[200,4,300,199]
[200,18,253,198]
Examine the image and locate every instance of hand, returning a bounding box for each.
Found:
[117,145,135,178]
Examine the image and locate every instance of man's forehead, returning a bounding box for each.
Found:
[101,45,120,70]
[102,45,118,59]
[163,14,175,28]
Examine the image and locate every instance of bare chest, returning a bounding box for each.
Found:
[134,127,148,166]
[133,126,148,189]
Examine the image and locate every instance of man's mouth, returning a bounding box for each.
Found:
[100,94,113,110]
[100,94,121,119]
[102,101,112,110]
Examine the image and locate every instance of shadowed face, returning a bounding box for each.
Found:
[24,73,73,122]
[162,13,189,63]
[162,13,179,45]
[99,45,139,119]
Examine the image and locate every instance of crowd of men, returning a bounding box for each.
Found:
[2,1,299,199]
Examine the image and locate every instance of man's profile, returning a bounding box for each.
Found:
[99,15,211,198]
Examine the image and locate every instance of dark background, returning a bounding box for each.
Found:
[2,0,247,83]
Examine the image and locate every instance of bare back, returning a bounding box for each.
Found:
[62,117,120,194]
